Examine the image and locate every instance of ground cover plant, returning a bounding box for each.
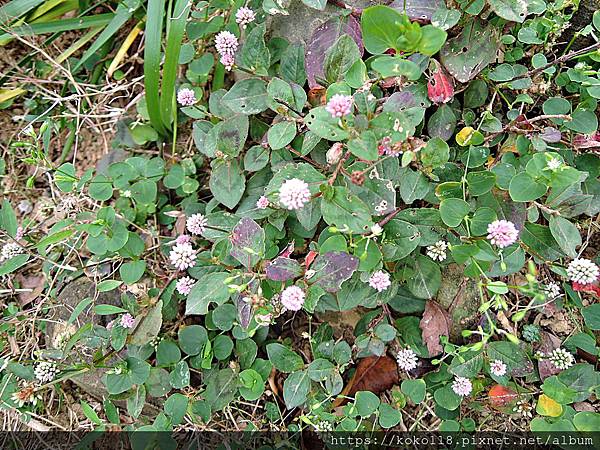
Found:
[1,0,600,441]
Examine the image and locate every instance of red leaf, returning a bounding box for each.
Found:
[427,61,454,104]
[572,281,600,296]
[419,300,450,357]
[573,132,600,149]
[488,384,518,410]
[305,250,318,268]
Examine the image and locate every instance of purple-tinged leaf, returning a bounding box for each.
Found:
[266,257,303,281]
[235,294,252,329]
[230,217,265,269]
[574,132,600,149]
[536,331,562,381]
[390,0,443,22]
[305,15,363,89]
[309,251,359,293]
[540,127,562,143]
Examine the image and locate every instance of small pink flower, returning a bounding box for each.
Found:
[220,53,235,71]
[368,270,391,292]
[215,31,238,56]
[256,196,269,209]
[280,286,305,311]
[235,7,256,28]
[175,234,191,245]
[396,348,418,371]
[325,94,353,118]
[487,220,519,248]
[177,88,196,106]
[169,242,197,271]
[186,213,207,236]
[279,178,311,210]
[15,226,24,240]
[490,359,507,377]
[120,313,135,329]
[451,376,472,397]
[176,276,196,295]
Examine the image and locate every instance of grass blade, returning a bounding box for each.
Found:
[72,1,139,71]
[144,0,167,136]
[107,18,144,77]
[159,0,192,131]
[0,0,45,24]
[1,13,113,37]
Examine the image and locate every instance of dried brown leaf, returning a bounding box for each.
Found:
[419,300,450,357]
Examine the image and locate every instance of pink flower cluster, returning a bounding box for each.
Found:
[368,270,391,292]
[215,31,238,71]
[169,242,197,271]
[451,376,472,397]
[235,7,255,29]
[176,276,196,295]
[281,286,305,311]
[120,313,135,329]
[487,220,519,248]
[325,94,353,118]
[256,196,269,209]
[279,178,311,210]
[186,213,207,236]
[177,88,196,106]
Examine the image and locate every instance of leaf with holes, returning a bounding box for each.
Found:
[440,19,500,83]
[310,251,359,293]
[221,78,268,115]
[488,0,528,23]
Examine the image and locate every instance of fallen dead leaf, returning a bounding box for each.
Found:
[332,355,399,408]
[419,300,450,357]
[15,273,46,306]
[536,331,562,381]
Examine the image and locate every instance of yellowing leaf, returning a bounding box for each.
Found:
[536,394,563,417]
[456,127,484,146]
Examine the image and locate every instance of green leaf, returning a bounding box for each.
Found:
[222,78,268,115]
[401,379,426,404]
[370,56,421,80]
[185,272,231,315]
[119,260,146,285]
[354,391,380,417]
[400,169,430,203]
[0,254,29,277]
[378,403,401,428]
[266,343,304,373]
[582,304,600,330]
[301,0,326,10]
[361,5,407,54]
[239,23,270,75]
[509,172,547,202]
[321,186,374,234]
[487,341,533,377]
[209,159,245,209]
[488,0,527,23]
[418,25,447,56]
[267,121,296,150]
[283,370,310,409]
[408,255,441,299]
[421,137,449,168]
[440,198,470,227]
[304,106,350,141]
[549,216,581,258]
[278,43,306,85]
[178,325,208,356]
[96,280,123,292]
[434,385,462,410]
[160,0,192,129]
[347,131,378,161]
[324,34,361,84]
[0,199,17,236]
